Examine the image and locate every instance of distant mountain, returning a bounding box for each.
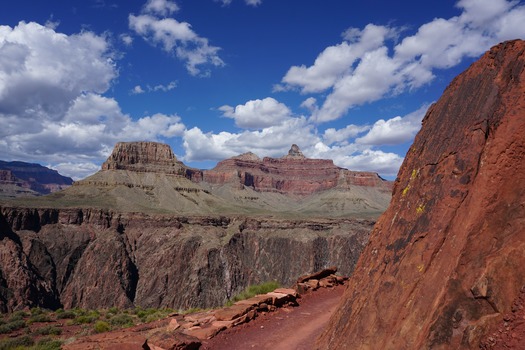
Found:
[0,160,73,198]
[23,141,392,218]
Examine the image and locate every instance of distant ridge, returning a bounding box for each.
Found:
[0,160,73,198]
[7,142,392,218]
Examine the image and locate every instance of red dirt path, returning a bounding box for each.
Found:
[201,284,345,350]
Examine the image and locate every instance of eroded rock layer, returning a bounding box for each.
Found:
[0,206,371,311]
[203,144,391,196]
[318,40,525,349]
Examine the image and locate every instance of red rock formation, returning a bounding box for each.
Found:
[203,145,391,196]
[102,141,203,180]
[0,170,17,183]
[317,40,525,349]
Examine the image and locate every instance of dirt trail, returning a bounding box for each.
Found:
[202,284,345,350]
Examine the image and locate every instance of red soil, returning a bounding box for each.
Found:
[201,284,345,350]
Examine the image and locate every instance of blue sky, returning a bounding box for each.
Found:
[1,0,524,180]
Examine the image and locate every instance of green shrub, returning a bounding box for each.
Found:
[30,307,44,316]
[109,314,134,327]
[93,320,111,333]
[28,314,52,324]
[229,281,280,304]
[30,338,62,350]
[107,307,119,314]
[72,315,97,325]
[8,311,28,322]
[0,319,26,334]
[0,335,34,349]
[34,325,62,336]
[56,310,76,319]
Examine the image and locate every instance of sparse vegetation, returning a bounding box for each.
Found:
[0,319,26,334]
[93,320,111,333]
[0,305,195,347]
[226,281,280,306]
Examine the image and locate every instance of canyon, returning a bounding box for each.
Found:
[0,143,391,312]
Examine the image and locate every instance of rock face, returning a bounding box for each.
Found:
[203,144,391,196]
[0,206,372,312]
[102,141,202,180]
[0,161,73,197]
[318,40,525,349]
[18,142,391,218]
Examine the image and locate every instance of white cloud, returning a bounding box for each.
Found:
[245,0,262,6]
[183,116,317,162]
[129,4,224,76]
[219,97,292,129]
[131,81,177,94]
[215,0,262,6]
[50,162,101,181]
[279,0,525,123]
[356,104,429,145]
[120,33,133,46]
[143,0,179,16]
[281,24,397,94]
[0,22,187,180]
[131,85,146,94]
[323,124,370,145]
[0,21,115,122]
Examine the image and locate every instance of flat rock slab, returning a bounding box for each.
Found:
[214,304,253,321]
[234,294,273,306]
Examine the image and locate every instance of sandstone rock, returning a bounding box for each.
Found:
[306,279,319,290]
[318,40,525,349]
[145,332,201,350]
[214,304,253,321]
[274,288,298,298]
[202,145,391,196]
[297,266,337,283]
[167,318,180,331]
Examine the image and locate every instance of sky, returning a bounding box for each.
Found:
[1,0,524,180]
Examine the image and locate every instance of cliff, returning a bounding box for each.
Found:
[317,40,525,349]
[15,142,392,218]
[0,206,371,311]
[203,144,391,196]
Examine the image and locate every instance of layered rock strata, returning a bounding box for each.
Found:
[203,144,391,196]
[318,40,525,349]
[0,206,371,312]
[0,161,72,196]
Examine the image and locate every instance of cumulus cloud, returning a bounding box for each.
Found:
[0,21,186,179]
[279,0,525,123]
[323,124,370,145]
[129,2,224,76]
[143,0,179,16]
[219,97,292,129]
[356,104,430,145]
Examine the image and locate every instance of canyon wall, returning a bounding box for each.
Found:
[0,206,371,312]
[318,40,525,349]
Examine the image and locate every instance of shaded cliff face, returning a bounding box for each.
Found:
[0,206,371,311]
[203,144,391,196]
[0,161,73,197]
[318,40,525,349]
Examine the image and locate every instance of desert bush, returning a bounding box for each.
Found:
[55,310,76,319]
[34,325,62,336]
[8,311,28,322]
[28,314,52,324]
[109,314,134,327]
[29,338,62,350]
[0,319,26,334]
[229,281,280,304]
[93,320,111,333]
[72,315,97,325]
[0,335,34,349]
